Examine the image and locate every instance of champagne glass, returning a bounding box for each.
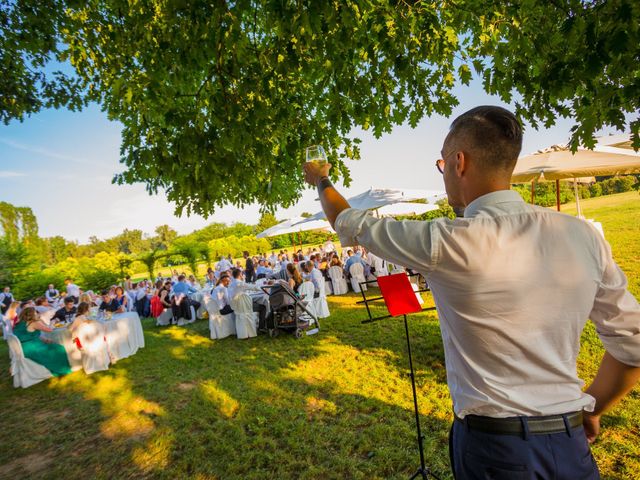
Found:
[305,145,327,165]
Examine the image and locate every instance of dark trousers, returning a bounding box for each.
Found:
[449,417,600,479]
[220,305,233,315]
[171,298,200,321]
[253,303,267,329]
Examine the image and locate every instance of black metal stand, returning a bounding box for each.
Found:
[403,314,440,480]
[357,275,441,480]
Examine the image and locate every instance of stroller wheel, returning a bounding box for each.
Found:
[268,328,278,338]
[294,328,303,339]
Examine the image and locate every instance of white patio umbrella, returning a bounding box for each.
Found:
[256,216,333,238]
[296,187,446,223]
[511,136,640,216]
[376,202,440,217]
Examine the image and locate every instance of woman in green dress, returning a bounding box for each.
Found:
[13,307,72,377]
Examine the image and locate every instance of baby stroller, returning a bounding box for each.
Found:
[261,280,319,338]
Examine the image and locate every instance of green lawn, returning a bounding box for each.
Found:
[1,192,639,479]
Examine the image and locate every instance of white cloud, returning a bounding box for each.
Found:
[0,170,26,178]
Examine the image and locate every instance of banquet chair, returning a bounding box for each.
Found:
[231,293,258,339]
[325,279,333,296]
[6,334,53,388]
[313,277,330,319]
[298,281,317,319]
[126,292,135,312]
[328,266,348,295]
[154,305,196,326]
[349,263,367,293]
[2,315,13,340]
[76,321,110,374]
[409,275,425,305]
[205,295,236,340]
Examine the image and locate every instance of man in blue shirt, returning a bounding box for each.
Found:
[170,275,199,323]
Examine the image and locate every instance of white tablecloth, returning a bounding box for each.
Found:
[104,312,145,362]
[43,312,145,367]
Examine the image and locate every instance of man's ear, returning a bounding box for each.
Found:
[454,151,467,178]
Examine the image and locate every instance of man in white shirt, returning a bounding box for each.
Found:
[213,274,233,315]
[303,105,640,479]
[216,256,233,276]
[64,278,80,303]
[303,261,324,296]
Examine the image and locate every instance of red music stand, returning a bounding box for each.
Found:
[366,273,440,480]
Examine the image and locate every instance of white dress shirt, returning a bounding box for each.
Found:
[228,279,261,301]
[65,283,80,298]
[335,190,640,418]
[213,284,231,310]
[308,267,324,292]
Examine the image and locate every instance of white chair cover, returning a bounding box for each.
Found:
[126,293,135,312]
[205,295,236,339]
[231,293,258,339]
[156,308,173,326]
[2,315,13,340]
[6,334,53,388]
[155,305,196,326]
[298,282,316,317]
[409,276,425,305]
[312,278,330,319]
[349,263,367,293]
[324,279,333,296]
[76,321,110,374]
[328,266,348,295]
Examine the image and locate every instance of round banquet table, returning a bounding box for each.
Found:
[42,312,145,366]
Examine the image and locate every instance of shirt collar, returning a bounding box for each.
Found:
[463,190,524,218]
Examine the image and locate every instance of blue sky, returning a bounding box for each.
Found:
[0,77,616,243]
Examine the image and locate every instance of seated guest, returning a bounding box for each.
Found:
[13,307,72,376]
[34,297,56,324]
[213,274,233,315]
[256,259,270,279]
[228,268,267,326]
[303,261,324,296]
[114,286,129,311]
[64,278,80,303]
[134,283,149,317]
[69,302,109,355]
[78,292,94,306]
[52,297,78,324]
[187,275,201,289]
[45,284,60,304]
[3,301,20,328]
[99,291,121,313]
[0,286,14,315]
[159,282,172,309]
[205,271,216,289]
[286,263,303,293]
[170,275,200,323]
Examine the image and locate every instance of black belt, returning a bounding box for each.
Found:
[455,411,583,435]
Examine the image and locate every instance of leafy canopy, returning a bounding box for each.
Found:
[2,1,638,216]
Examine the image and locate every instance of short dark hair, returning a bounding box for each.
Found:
[64,296,75,304]
[231,268,242,279]
[178,275,185,281]
[449,106,522,171]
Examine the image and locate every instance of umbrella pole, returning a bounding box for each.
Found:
[573,178,583,219]
[530,180,536,205]
[555,179,561,211]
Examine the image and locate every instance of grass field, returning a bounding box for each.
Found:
[1,192,638,479]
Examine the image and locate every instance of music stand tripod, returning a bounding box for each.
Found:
[359,273,441,480]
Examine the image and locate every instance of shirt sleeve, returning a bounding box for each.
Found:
[590,240,640,367]
[334,208,438,273]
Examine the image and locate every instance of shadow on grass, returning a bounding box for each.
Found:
[0,311,453,480]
